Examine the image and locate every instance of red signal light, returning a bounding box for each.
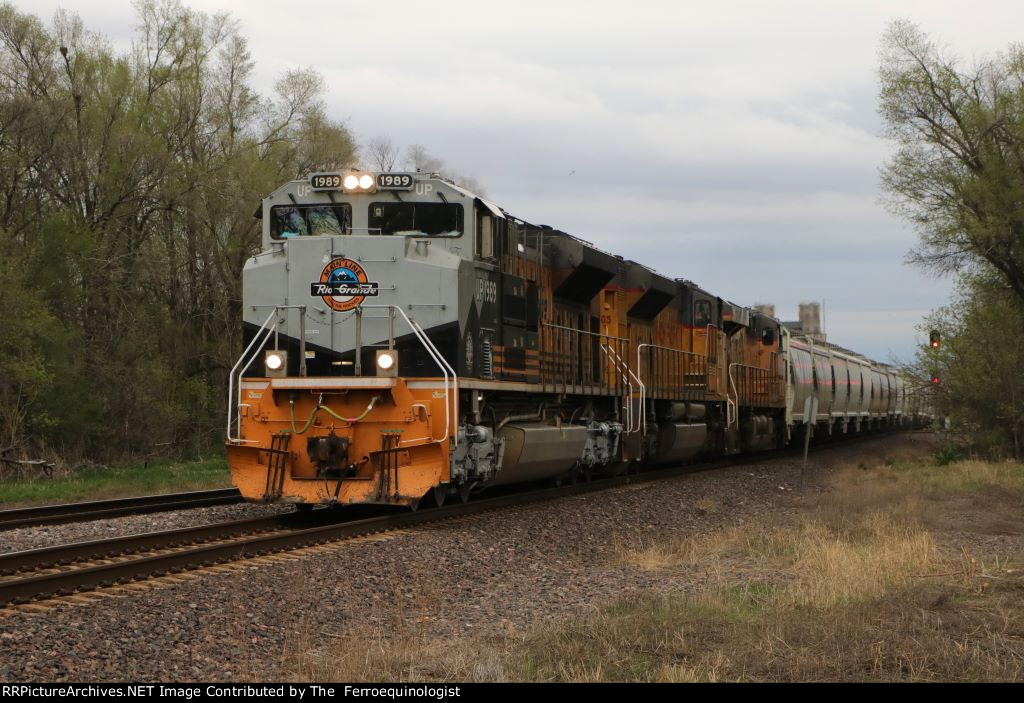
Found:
[931,376,940,384]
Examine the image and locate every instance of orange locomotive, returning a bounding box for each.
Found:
[226,171,921,508]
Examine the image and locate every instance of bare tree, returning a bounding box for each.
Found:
[365,135,398,171]
[402,143,486,194]
[404,143,445,173]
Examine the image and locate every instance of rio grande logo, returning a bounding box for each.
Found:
[310,258,380,312]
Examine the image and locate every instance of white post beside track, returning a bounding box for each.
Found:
[801,396,819,492]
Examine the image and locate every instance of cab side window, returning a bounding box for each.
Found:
[694,300,711,327]
[477,213,495,260]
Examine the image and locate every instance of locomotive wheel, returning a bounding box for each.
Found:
[431,485,447,508]
[458,482,472,504]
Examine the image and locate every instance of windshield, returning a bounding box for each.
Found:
[270,204,351,239]
[368,202,463,236]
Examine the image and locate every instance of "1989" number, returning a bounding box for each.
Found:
[477,278,497,304]
[377,173,414,190]
[310,173,341,189]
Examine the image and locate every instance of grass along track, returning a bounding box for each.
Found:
[0,457,230,507]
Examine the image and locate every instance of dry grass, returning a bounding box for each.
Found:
[280,560,498,682]
[290,625,482,682]
[742,515,939,607]
[517,450,1024,682]
[613,533,721,572]
[511,577,1024,682]
[693,496,719,514]
[514,504,1023,681]
[822,455,1024,541]
[615,506,939,608]
[830,441,1024,506]
[283,443,1024,682]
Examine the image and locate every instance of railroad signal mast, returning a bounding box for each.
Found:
[927,330,941,385]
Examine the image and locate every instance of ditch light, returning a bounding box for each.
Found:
[376,349,398,377]
[265,350,287,377]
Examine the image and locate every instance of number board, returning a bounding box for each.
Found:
[376,173,414,191]
[309,173,342,190]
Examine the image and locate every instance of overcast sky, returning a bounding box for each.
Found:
[18,0,1023,362]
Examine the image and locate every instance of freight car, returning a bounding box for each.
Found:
[226,171,930,508]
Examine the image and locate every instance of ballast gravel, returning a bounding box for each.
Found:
[0,434,935,682]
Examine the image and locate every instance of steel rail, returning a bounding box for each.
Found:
[0,511,292,576]
[0,488,243,531]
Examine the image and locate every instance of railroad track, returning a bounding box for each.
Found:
[0,488,243,530]
[0,510,322,606]
[0,449,801,607]
[0,433,925,608]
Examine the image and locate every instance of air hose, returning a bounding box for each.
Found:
[288,395,381,435]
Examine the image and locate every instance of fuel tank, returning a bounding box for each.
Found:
[489,423,589,486]
[652,422,707,464]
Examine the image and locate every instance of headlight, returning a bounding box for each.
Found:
[342,173,376,191]
[375,349,398,377]
[266,353,283,370]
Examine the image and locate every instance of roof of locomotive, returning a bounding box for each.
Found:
[274,171,754,322]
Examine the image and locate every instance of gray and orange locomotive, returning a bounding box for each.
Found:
[226,171,928,508]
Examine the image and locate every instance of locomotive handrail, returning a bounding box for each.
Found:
[227,308,279,444]
[541,321,629,394]
[636,343,708,437]
[726,364,740,429]
[228,305,313,443]
[727,362,779,429]
[409,318,457,446]
[599,345,633,432]
[360,304,458,447]
[600,343,641,433]
[541,321,629,343]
